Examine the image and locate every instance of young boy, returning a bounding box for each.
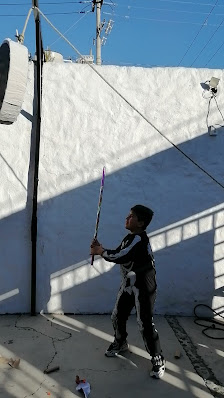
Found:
[90,204,165,379]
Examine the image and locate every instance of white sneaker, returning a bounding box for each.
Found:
[150,355,165,379]
[150,363,165,379]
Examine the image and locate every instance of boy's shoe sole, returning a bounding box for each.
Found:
[105,341,129,357]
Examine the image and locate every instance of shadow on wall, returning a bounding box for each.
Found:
[0,128,223,315]
[0,66,37,314]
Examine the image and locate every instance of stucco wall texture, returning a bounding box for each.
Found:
[0,62,223,315]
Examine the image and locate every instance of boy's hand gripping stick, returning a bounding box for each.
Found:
[91,167,105,265]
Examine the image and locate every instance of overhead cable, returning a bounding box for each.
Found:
[1,0,222,6]
[0,1,90,4]
[40,1,91,3]
[0,10,90,16]
[48,10,91,47]
[155,0,224,6]
[205,40,224,66]
[33,6,224,191]
[115,5,215,17]
[190,16,224,66]
[177,0,219,66]
[102,11,224,27]
[113,0,224,5]
[214,96,224,124]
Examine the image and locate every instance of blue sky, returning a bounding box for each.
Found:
[0,0,224,68]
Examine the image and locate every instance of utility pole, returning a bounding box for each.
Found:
[92,0,103,65]
[31,0,43,315]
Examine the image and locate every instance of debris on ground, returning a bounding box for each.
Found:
[44,365,60,374]
[76,375,91,398]
[3,340,14,345]
[0,356,20,368]
[174,349,182,359]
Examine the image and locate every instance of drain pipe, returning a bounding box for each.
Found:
[31,0,43,315]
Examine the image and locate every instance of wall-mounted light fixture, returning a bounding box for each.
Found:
[209,77,220,94]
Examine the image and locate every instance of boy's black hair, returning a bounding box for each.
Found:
[131,204,154,230]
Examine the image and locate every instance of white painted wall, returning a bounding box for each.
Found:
[0,62,223,315]
[0,64,34,313]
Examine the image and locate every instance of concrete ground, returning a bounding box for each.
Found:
[0,314,223,398]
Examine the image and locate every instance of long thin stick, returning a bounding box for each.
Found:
[91,167,106,265]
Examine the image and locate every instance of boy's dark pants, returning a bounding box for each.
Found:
[111,287,162,357]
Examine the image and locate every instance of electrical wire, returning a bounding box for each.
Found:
[203,87,224,137]
[114,4,218,17]
[155,0,224,6]
[204,40,224,66]
[203,87,224,131]
[0,3,223,26]
[2,0,222,5]
[102,11,224,27]
[0,1,90,4]
[34,6,224,191]
[116,3,224,17]
[177,0,219,66]
[48,10,91,47]
[40,1,91,3]
[0,13,29,17]
[190,16,224,66]
[206,96,213,128]
[0,11,90,16]
[0,2,29,4]
[113,0,224,5]
[45,10,89,15]
[194,304,224,339]
[214,96,224,123]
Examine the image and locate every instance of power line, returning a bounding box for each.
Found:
[33,6,224,191]
[1,0,224,19]
[0,1,90,4]
[204,40,224,65]
[214,96,224,124]
[2,0,222,6]
[45,10,89,15]
[0,13,29,16]
[40,0,91,3]
[190,16,224,66]
[0,10,90,16]
[48,10,91,47]
[177,0,219,66]
[153,0,224,6]
[41,1,91,3]
[116,3,224,17]
[0,2,29,4]
[102,11,224,28]
[115,4,219,17]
